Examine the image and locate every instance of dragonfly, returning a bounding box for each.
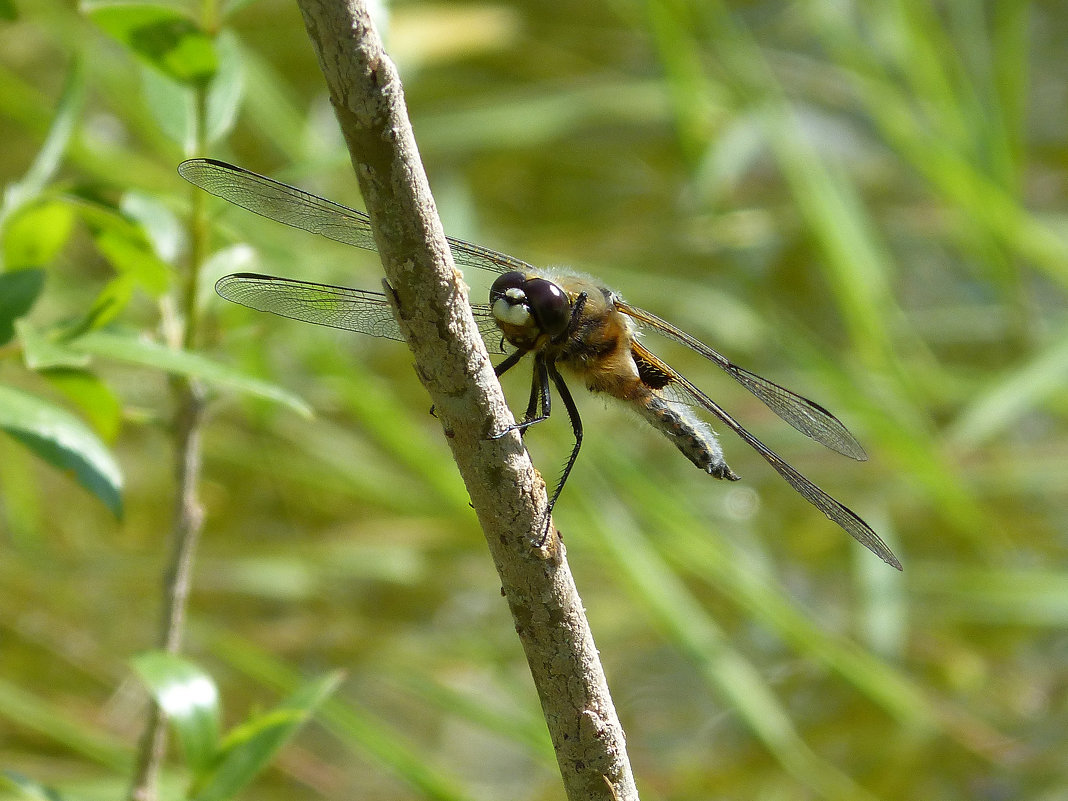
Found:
[178,158,901,570]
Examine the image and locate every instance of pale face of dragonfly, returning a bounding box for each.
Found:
[180,158,901,570]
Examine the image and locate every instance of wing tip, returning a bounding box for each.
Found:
[861,533,903,571]
[842,441,869,461]
[879,548,904,571]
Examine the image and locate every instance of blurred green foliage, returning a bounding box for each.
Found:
[2,0,1067,799]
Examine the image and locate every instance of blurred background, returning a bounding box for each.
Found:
[2,0,1067,799]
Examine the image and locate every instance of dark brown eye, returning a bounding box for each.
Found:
[489,271,526,301]
[524,278,571,338]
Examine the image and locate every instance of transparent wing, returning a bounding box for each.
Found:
[215,273,508,354]
[179,158,539,277]
[616,300,867,461]
[630,342,899,569]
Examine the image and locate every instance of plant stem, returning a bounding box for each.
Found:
[126,88,210,801]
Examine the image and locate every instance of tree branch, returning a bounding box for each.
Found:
[292,1,638,798]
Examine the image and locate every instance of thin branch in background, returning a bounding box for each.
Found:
[292,0,638,798]
[126,90,211,801]
[126,384,205,801]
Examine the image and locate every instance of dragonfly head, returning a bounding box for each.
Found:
[490,271,572,345]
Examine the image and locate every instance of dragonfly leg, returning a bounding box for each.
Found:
[490,351,554,439]
[494,347,526,379]
[519,356,552,431]
[534,360,582,546]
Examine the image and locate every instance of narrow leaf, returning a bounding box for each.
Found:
[69,330,313,417]
[72,196,173,293]
[2,770,67,801]
[93,227,171,295]
[131,651,221,774]
[2,202,75,270]
[0,384,123,516]
[0,62,84,215]
[205,30,245,145]
[947,327,1068,448]
[121,190,183,262]
[141,62,196,149]
[0,269,45,345]
[44,368,123,441]
[191,672,342,801]
[17,319,91,370]
[62,274,138,336]
[87,3,217,86]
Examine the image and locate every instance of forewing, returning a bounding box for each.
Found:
[616,300,867,460]
[179,159,539,278]
[179,159,378,250]
[635,344,900,569]
[215,273,506,353]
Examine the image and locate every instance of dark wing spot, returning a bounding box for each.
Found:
[633,346,674,390]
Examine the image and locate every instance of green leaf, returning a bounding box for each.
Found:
[71,196,172,294]
[69,330,314,418]
[0,62,83,219]
[131,652,221,774]
[63,274,138,336]
[946,326,1068,448]
[211,634,472,801]
[142,29,245,148]
[2,201,75,269]
[87,3,217,86]
[0,268,45,345]
[44,368,123,441]
[2,770,68,800]
[93,227,171,295]
[191,672,342,801]
[45,197,172,334]
[142,62,196,148]
[0,0,17,21]
[121,190,182,262]
[16,319,91,370]
[0,677,130,769]
[0,384,123,517]
[205,30,245,145]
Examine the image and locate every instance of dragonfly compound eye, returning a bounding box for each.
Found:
[489,271,527,300]
[490,271,534,327]
[524,278,571,338]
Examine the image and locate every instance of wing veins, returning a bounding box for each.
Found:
[215,273,506,353]
[190,161,891,563]
[616,300,867,460]
[179,158,538,278]
[634,343,900,569]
